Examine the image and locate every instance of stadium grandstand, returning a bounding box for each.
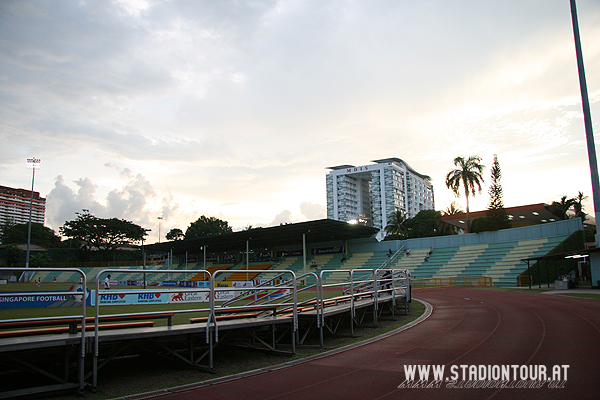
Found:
[139,217,581,288]
[18,218,583,288]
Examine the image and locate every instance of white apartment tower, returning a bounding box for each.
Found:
[326,158,434,231]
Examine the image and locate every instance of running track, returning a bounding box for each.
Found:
[149,288,600,400]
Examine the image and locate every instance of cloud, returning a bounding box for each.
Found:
[270,210,293,226]
[300,202,326,220]
[2,0,600,242]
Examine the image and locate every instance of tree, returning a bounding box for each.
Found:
[29,253,51,267]
[573,191,587,221]
[1,223,62,248]
[445,155,485,232]
[485,154,510,231]
[439,202,464,235]
[404,210,443,239]
[60,213,149,254]
[385,210,408,240]
[185,216,233,239]
[445,202,464,216]
[166,228,184,241]
[547,196,576,220]
[5,244,22,265]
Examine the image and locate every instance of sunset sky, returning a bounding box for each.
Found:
[1,0,599,242]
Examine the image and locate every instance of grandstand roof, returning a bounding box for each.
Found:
[521,246,600,263]
[146,219,379,255]
[441,203,561,230]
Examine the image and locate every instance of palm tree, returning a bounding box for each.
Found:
[385,210,408,239]
[547,195,576,220]
[439,202,465,235]
[445,155,485,232]
[573,191,587,221]
[445,202,464,216]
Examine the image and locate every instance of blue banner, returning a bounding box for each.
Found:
[0,284,91,309]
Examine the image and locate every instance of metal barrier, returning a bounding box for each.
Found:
[0,267,87,397]
[317,268,411,338]
[1,267,410,396]
[93,268,213,388]
[209,269,298,344]
[518,275,533,287]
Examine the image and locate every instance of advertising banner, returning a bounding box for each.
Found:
[232,281,254,288]
[169,290,236,303]
[169,291,210,303]
[92,291,169,306]
[0,284,91,309]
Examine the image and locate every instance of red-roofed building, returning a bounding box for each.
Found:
[0,185,46,230]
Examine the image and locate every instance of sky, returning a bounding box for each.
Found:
[1,0,599,243]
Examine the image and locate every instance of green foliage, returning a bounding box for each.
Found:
[573,191,587,221]
[520,230,585,285]
[469,155,510,234]
[185,216,233,239]
[445,155,485,231]
[438,202,464,235]
[546,192,588,222]
[0,223,62,248]
[5,244,22,265]
[547,196,575,220]
[485,154,511,231]
[468,217,486,233]
[166,228,184,241]
[385,210,408,239]
[29,253,51,267]
[404,210,443,239]
[583,227,596,243]
[60,212,149,253]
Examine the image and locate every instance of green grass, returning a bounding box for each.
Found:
[0,286,344,328]
[473,286,600,298]
[554,293,600,299]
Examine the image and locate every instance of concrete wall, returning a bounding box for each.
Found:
[349,218,582,253]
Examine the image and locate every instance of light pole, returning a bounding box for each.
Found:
[570,0,600,286]
[570,0,599,231]
[25,158,41,275]
[157,216,163,243]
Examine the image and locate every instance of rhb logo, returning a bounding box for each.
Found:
[138,293,161,300]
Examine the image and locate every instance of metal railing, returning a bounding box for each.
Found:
[0,267,88,396]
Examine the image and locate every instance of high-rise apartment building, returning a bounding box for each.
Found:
[0,185,46,229]
[326,158,434,231]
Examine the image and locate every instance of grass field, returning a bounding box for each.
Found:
[473,286,600,299]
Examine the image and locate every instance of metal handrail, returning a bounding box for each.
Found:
[0,267,87,394]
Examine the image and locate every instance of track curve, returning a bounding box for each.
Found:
[146,288,600,400]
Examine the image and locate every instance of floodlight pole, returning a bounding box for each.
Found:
[157,216,163,243]
[25,158,41,275]
[570,0,599,235]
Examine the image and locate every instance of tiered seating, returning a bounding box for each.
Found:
[224,263,272,281]
[273,257,304,274]
[402,236,568,286]
[390,249,434,277]
[184,265,231,281]
[483,236,567,286]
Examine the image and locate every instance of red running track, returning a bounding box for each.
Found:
[149,287,600,400]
